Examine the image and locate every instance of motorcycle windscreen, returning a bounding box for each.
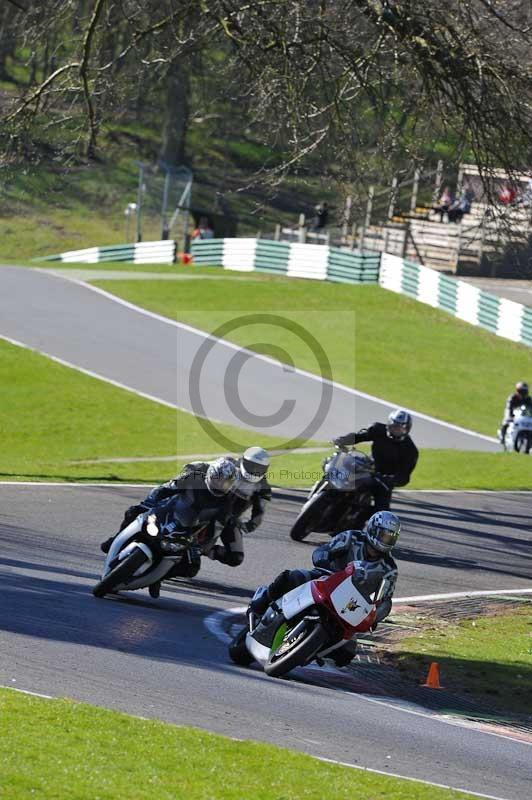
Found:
[329,577,374,627]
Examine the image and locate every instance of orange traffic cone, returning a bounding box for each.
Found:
[422,662,442,689]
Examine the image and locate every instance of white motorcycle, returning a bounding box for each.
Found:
[92,499,220,599]
[502,406,532,453]
[228,562,377,678]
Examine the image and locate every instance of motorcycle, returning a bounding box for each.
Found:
[502,406,532,454]
[92,496,224,599]
[289,446,376,541]
[228,562,376,678]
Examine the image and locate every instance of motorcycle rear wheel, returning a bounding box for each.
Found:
[228,626,254,666]
[92,548,148,598]
[264,621,328,678]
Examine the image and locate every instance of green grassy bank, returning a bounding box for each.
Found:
[92,268,532,438]
[392,606,532,717]
[1,332,531,488]
[0,688,483,800]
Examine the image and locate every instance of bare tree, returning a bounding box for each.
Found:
[1,0,531,194]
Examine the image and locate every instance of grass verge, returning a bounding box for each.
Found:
[0,336,308,483]
[390,606,532,717]
[0,688,483,800]
[1,333,530,488]
[260,448,532,490]
[90,268,532,438]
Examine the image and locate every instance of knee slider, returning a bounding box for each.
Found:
[226,552,244,567]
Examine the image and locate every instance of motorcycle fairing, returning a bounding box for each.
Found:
[104,517,149,574]
[281,581,315,620]
[102,515,185,591]
[114,556,178,591]
[329,579,374,628]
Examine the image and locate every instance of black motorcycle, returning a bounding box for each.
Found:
[289,446,376,542]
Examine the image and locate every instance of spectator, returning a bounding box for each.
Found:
[432,185,454,222]
[448,181,476,223]
[498,182,517,206]
[191,216,214,240]
[311,201,329,232]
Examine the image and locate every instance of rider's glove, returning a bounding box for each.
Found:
[241,519,257,534]
[332,435,349,448]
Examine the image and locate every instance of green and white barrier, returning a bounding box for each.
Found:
[191,238,380,283]
[379,253,532,347]
[41,240,176,265]
[39,235,530,349]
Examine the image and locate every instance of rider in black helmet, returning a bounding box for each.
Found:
[499,382,532,443]
[333,409,418,525]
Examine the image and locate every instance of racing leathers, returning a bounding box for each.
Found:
[250,529,398,667]
[115,459,270,568]
[206,462,271,567]
[335,423,418,524]
[500,393,532,442]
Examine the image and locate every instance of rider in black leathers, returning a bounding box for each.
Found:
[333,409,418,525]
[101,448,271,570]
[499,381,532,443]
[248,511,400,667]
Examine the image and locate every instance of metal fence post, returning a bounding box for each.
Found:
[410,169,420,214]
[298,213,306,243]
[387,177,398,221]
[341,195,352,244]
[432,159,443,205]
[160,171,171,239]
[136,163,144,243]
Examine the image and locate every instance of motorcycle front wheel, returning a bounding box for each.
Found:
[289,493,330,541]
[92,548,148,598]
[264,621,328,678]
[514,432,531,453]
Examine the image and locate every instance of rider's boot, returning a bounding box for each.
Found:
[149,581,161,599]
[331,640,357,668]
[248,586,271,618]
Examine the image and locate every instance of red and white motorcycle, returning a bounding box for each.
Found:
[228,563,376,678]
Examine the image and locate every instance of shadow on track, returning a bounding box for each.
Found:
[0,567,270,687]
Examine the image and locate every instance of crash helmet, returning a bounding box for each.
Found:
[205,458,238,497]
[515,381,529,398]
[387,409,412,441]
[240,446,270,483]
[366,511,401,554]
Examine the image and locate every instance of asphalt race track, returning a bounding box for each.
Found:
[1,484,531,800]
[0,265,498,450]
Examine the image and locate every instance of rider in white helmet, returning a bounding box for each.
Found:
[103,447,271,569]
[249,511,401,667]
[333,409,418,525]
[207,447,272,567]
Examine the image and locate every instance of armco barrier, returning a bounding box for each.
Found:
[191,238,379,284]
[39,236,531,348]
[379,253,531,347]
[40,240,176,265]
